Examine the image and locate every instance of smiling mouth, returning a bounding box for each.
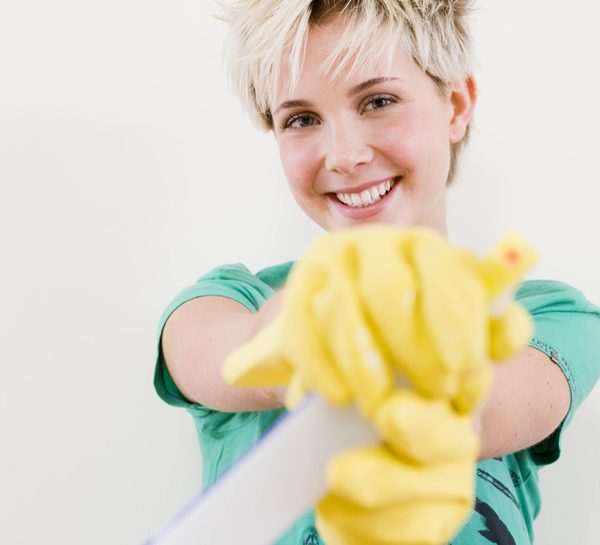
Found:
[334,178,398,208]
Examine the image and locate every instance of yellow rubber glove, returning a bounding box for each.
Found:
[223,225,537,545]
[316,408,477,545]
[223,225,537,417]
[315,391,480,545]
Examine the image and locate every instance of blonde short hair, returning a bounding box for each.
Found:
[220,0,475,184]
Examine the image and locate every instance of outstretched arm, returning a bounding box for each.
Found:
[163,288,571,459]
[478,345,570,460]
[161,289,286,412]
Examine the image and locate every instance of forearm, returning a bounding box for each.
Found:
[475,346,571,461]
[162,292,288,412]
[170,293,570,456]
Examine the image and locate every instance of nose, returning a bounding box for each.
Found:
[323,123,373,174]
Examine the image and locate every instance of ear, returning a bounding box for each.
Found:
[448,76,477,144]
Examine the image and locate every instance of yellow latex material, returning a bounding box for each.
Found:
[224,226,537,415]
[223,225,537,545]
[481,231,539,300]
[317,442,476,545]
[312,390,482,545]
[373,391,479,465]
[317,493,473,545]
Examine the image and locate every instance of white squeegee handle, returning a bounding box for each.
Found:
[143,394,379,545]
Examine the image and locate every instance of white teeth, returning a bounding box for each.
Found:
[336,180,396,208]
[360,189,373,205]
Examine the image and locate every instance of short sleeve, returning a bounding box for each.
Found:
[153,263,280,410]
[516,280,600,465]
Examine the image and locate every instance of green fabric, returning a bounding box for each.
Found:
[154,263,600,545]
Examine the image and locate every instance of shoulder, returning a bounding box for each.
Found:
[255,260,295,291]
[515,279,600,364]
[160,261,293,322]
[516,279,600,315]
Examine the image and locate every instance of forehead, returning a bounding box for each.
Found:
[276,17,418,95]
[275,18,423,102]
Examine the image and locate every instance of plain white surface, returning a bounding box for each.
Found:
[1,1,598,544]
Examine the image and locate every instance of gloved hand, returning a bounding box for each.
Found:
[223,225,537,545]
[316,391,480,545]
[223,225,537,416]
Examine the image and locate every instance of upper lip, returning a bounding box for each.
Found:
[328,176,399,195]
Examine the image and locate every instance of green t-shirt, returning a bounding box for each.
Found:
[154,262,600,545]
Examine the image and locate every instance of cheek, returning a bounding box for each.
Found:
[374,116,421,168]
[379,112,451,175]
[278,138,320,194]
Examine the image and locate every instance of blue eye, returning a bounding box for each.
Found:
[284,113,319,129]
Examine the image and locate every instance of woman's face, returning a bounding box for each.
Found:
[271,18,475,233]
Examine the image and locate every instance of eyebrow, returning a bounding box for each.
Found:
[348,77,400,96]
[273,99,311,116]
[273,77,400,116]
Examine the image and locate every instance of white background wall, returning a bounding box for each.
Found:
[1,1,598,544]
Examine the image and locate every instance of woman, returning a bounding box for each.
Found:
[155,1,600,543]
